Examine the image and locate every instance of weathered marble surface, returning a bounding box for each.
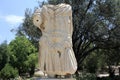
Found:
[33,3,77,76]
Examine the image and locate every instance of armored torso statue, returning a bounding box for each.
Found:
[33,3,77,76]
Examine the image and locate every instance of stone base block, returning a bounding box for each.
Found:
[34,78,76,80]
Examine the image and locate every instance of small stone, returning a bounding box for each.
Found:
[34,71,46,77]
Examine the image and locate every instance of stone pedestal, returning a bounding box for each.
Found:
[34,78,76,80]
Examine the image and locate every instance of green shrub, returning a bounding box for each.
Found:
[0,63,18,79]
[75,72,96,80]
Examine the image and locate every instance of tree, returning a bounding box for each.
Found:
[0,63,18,79]
[17,9,42,49]
[9,36,37,76]
[17,0,120,72]
[101,48,120,79]
[83,52,98,73]
[0,41,9,71]
[24,53,38,77]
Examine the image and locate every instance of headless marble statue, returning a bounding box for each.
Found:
[33,3,77,77]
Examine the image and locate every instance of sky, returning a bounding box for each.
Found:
[0,0,44,44]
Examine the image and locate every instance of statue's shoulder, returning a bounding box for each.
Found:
[60,3,72,11]
[60,3,71,7]
[42,3,71,8]
[41,3,72,14]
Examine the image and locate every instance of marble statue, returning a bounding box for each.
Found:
[33,3,77,77]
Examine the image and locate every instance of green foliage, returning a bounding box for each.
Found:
[17,9,41,49]
[81,50,105,73]
[0,63,18,79]
[25,53,38,76]
[98,0,115,17]
[75,72,96,80]
[83,52,98,73]
[0,41,9,71]
[9,36,37,76]
[25,53,37,67]
[104,48,120,65]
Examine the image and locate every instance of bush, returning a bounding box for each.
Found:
[75,72,96,80]
[0,63,18,79]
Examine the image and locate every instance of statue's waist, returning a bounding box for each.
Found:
[40,36,72,47]
[43,35,71,42]
[41,33,72,43]
[42,32,71,38]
